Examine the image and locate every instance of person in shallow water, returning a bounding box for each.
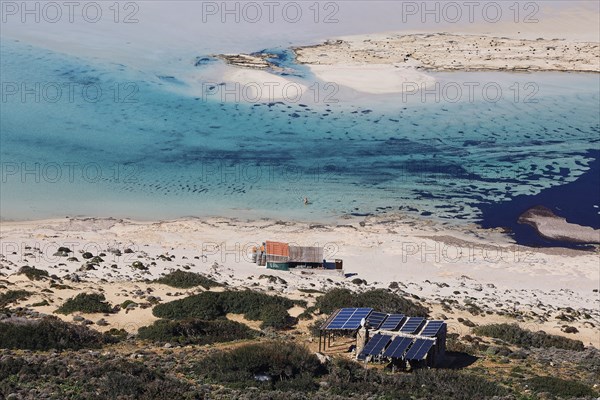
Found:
[304,197,310,205]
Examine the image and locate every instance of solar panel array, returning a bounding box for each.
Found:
[404,339,434,361]
[322,309,446,364]
[383,336,413,359]
[379,314,405,331]
[399,317,425,334]
[359,333,392,358]
[366,312,388,329]
[420,321,445,337]
[323,308,373,330]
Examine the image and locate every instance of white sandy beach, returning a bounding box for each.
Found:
[307,62,436,95]
[1,216,598,346]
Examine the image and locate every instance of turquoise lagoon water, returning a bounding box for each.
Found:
[1,39,599,227]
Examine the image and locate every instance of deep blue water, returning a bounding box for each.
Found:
[478,150,599,247]
[1,38,599,247]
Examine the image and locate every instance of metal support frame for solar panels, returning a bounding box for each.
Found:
[319,308,373,353]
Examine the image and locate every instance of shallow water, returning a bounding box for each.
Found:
[1,39,598,236]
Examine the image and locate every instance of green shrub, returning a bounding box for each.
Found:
[153,290,297,329]
[121,300,137,309]
[297,306,317,320]
[324,357,507,399]
[315,288,429,316]
[0,355,195,399]
[473,323,584,351]
[194,341,323,390]
[259,303,296,330]
[527,376,597,397]
[56,293,114,315]
[0,290,32,308]
[0,316,105,350]
[155,269,222,289]
[18,266,49,280]
[104,328,129,342]
[131,261,148,270]
[138,319,255,345]
[50,283,73,290]
[308,318,326,337]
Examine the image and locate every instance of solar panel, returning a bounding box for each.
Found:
[399,317,425,334]
[366,312,388,329]
[383,336,414,359]
[359,334,392,358]
[368,334,392,355]
[420,321,445,337]
[324,308,373,330]
[404,339,434,361]
[379,314,405,331]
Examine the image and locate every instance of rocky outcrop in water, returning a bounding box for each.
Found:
[518,206,600,244]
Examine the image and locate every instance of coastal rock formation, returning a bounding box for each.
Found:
[214,33,598,95]
[518,205,600,244]
[215,52,287,73]
[293,33,600,73]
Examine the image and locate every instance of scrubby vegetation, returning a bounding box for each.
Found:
[0,290,32,308]
[1,281,596,399]
[155,269,222,289]
[323,357,507,399]
[315,288,429,317]
[1,333,597,399]
[194,341,324,391]
[0,354,197,399]
[473,323,585,351]
[192,343,508,398]
[0,316,106,350]
[153,290,300,329]
[18,266,49,280]
[138,319,255,345]
[55,293,114,315]
[527,375,597,397]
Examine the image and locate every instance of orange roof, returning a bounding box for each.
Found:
[266,241,289,257]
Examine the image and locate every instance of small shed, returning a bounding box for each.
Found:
[260,240,326,270]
